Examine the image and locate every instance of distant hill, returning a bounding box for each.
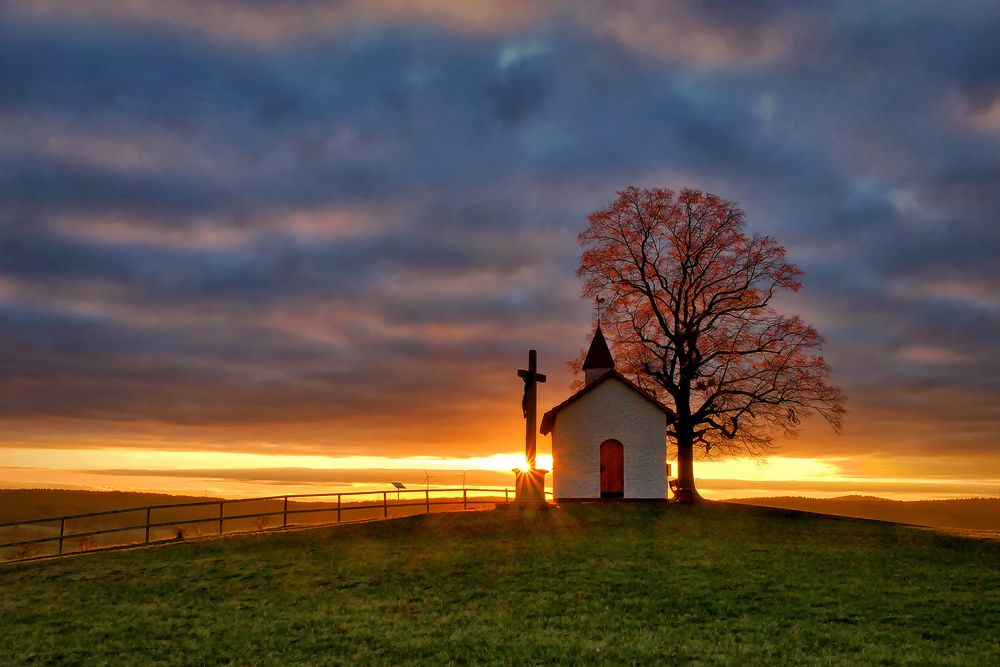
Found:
[8,489,1000,534]
[727,495,1000,531]
[0,488,218,524]
[0,489,228,558]
[0,487,501,560]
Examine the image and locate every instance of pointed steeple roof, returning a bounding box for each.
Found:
[582,325,615,370]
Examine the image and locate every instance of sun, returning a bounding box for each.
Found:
[464,452,552,472]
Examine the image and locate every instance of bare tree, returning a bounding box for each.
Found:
[578,187,845,502]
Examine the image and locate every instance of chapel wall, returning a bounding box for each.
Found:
[551,379,667,500]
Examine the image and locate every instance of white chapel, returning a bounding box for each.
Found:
[540,326,675,501]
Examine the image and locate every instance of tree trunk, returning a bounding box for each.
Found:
[672,426,702,503]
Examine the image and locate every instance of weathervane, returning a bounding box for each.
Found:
[595,296,606,324]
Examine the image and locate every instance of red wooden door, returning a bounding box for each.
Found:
[600,440,624,498]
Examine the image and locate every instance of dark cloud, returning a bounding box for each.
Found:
[0,1,998,471]
[0,154,230,215]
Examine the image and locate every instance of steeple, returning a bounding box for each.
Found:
[582,325,615,385]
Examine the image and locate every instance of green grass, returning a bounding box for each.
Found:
[2,503,999,665]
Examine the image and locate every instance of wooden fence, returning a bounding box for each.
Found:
[0,487,541,563]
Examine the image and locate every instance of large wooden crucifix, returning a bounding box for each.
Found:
[517,349,546,469]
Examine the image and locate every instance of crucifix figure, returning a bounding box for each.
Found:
[517,349,546,469]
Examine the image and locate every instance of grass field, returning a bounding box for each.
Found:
[2,502,999,665]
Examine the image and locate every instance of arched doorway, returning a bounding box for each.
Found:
[600,439,624,498]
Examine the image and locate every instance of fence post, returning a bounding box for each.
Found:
[463,489,468,510]
[283,496,288,528]
[218,502,224,536]
[505,489,509,503]
[145,507,151,544]
[337,494,342,523]
[425,489,430,514]
[383,492,388,518]
[59,518,65,555]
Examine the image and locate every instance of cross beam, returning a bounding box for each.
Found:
[517,349,546,469]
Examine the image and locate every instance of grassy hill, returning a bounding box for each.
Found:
[729,495,1000,532]
[2,502,999,665]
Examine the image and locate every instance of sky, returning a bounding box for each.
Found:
[1,0,998,500]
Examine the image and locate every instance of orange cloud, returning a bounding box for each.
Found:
[954,96,1000,136]
[0,114,223,174]
[50,215,253,249]
[9,0,554,42]
[579,1,799,67]
[10,0,800,67]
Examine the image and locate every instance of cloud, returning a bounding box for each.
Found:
[703,478,1000,497]
[90,467,516,488]
[6,0,553,43]
[5,0,803,68]
[0,0,998,477]
[578,0,804,67]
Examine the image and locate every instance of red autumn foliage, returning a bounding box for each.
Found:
[578,186,845,502]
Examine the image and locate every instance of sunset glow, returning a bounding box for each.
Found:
[1,1,999,503]
[3,445,996,502]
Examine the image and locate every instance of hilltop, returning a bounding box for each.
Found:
[2,502,999,664]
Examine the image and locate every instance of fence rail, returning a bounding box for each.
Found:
[1,487,546,562]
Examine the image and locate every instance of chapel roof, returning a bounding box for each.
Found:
[581,326,615,370]
[539,370,676,435]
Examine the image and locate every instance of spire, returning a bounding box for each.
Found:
[583,325,614,384]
